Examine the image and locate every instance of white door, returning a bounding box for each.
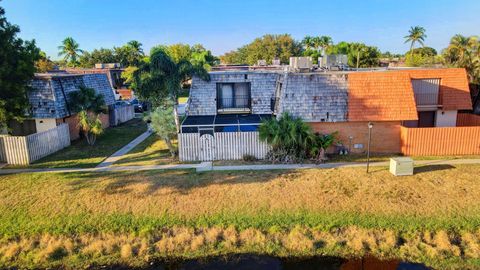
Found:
[199,134,215,161]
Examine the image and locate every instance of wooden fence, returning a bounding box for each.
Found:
[110,105,135,126]
[457,113,480,126]
[0,124,70,165]
[179,132,270,161]
[400,126,480,156]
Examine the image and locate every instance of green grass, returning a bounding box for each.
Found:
[1,165,480,268]
[112,134,180,166]
[18,119,147,169]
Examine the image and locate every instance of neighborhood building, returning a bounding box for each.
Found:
[180,63,479,161]
[0,72,134,165]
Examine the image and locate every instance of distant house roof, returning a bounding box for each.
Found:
[398,68,472,111]
[29,73,116,119]
[347,71,418,121]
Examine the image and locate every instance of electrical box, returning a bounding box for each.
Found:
[389,157,414,176]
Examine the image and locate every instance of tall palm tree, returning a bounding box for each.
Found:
[404,26,427,54]
[58,37,83,66]
[127,40,144,56]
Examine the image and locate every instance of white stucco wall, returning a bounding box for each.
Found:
[435,110,457,127]
[35,118,57,133]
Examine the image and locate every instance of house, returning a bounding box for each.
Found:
[180,64,476,161]
[65,63,134,100]
[18,72,117,140]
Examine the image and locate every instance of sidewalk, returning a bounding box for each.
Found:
[1,158,480,175]
[96,129,153,168]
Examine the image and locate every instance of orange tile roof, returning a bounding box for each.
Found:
[398,68,472,110]
[348,71,418,121]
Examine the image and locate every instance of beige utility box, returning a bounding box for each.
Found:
[389,157,414,176]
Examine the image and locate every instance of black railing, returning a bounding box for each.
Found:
[217,96,251,110]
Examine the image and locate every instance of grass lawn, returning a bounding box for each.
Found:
[1,164,480,269]
[19,119,147,169]
[112,134,182,166]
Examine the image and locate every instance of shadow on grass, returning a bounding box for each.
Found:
[64,169,294,196]
[414,164,456,174]
[28,119,147,169]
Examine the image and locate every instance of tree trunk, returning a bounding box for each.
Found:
[164,138,176,158]
[173,103,180,133]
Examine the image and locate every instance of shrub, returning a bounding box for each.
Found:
[242,154,257,162]
[259,112,337,163]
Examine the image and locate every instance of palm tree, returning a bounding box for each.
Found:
[135,47,210,131]
[404,26,427,54]
[443,34,479,82]
[127,40,144,56]
[316,36,333,56]
[58,37,83,66]
[302,36,314,50]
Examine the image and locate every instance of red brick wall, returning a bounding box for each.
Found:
[56,113,110,141]
[309,121,402,154]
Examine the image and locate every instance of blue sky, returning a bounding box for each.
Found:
[3,0,479,59]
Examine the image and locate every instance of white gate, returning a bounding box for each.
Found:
[199,134,215,161]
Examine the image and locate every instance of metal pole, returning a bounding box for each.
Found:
[366,122,372,173]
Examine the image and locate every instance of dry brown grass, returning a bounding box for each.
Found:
[2,164,479,220]
[1,226,479,269]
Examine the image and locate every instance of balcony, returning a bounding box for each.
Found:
[217,96,251,114]
[414,92,439,106]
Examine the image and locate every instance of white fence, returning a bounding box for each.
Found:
[0,124,71,165]
[110,105,135,126]
[179,132,270,161]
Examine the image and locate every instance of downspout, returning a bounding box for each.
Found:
[54,78,72,117]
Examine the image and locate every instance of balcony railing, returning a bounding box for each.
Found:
[414,92,439,106]
[217,96,251,112]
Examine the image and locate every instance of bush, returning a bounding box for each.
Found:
[242,154,257,162]
[259,113,337,163]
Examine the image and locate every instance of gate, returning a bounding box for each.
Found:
[199,134,215,161]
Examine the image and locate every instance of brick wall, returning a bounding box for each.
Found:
[56,113,110,141]
[309,121,402,154]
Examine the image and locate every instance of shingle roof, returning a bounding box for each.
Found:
[398,68,472,110]
[348,71,418,121]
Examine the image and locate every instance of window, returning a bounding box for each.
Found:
[216,83,251,112]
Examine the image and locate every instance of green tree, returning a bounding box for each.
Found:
[147,105,177,157]
[68,86,107,145]
[79,48,118,68]
[35,51,55,72]
[443,34,479,83]
[220,34,302,65]
[327,42,380,68]
[0,5,40,130]
[114,41,145,67]
[58,37,83,66]
[404,26,427,54]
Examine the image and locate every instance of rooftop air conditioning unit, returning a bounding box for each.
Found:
[272,59,281,66]
[321,55,348,68]
[257,59,267,66]
[289,57,313,71]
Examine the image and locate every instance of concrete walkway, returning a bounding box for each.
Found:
[1,158,480,175]
[95,129,153,168]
